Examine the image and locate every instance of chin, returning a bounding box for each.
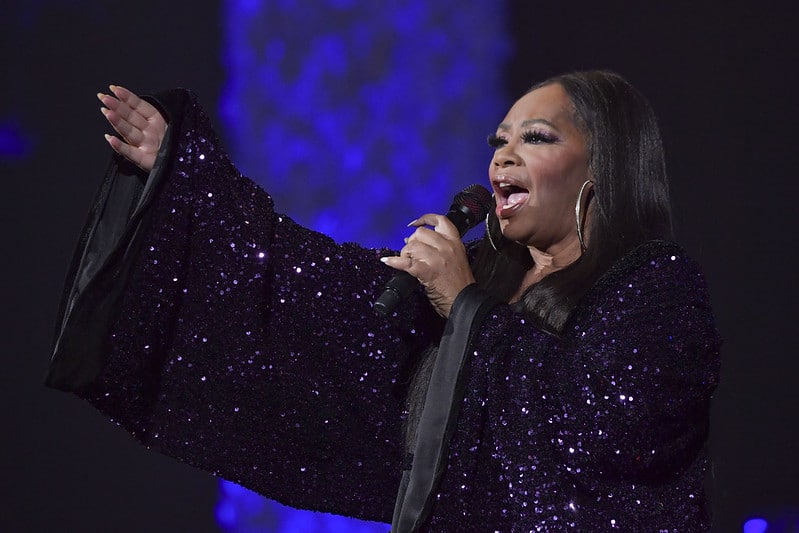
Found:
[498,220,521,238]
[499,228,531,248]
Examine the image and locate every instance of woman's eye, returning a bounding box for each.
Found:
[487,130,557,148]
[487,134,507,148]
[521,130,557,144]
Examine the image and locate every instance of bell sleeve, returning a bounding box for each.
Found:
[46,89,441,524]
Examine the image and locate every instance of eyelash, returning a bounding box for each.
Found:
[487,130,558,148]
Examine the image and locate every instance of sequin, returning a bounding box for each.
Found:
[56,91,720,532]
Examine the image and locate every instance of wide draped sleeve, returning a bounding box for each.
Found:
[46,89,441,524]
[442,241,721,530]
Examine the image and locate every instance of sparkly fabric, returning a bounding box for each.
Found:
[51,91,720,532]
[426,243,720,531]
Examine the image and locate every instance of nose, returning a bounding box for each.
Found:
[491,144,522,168]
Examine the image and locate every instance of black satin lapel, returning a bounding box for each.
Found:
[391,285,497,532]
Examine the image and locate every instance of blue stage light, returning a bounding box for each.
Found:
[0,120,32,160]
[743,517,768,533]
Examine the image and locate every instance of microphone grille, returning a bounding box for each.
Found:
[453,184,492,221]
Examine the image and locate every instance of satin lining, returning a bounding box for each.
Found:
[46,91,186,390]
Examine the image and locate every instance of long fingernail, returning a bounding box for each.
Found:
[379,257,390,263]
[407,218,418,226]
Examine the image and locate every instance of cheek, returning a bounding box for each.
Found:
[528,174,579,211]
[525,171,588,233]
[528,156,588,206]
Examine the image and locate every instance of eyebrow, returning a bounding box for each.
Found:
[497,118,559,131]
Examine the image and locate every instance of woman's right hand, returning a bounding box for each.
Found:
[97,85,167,172]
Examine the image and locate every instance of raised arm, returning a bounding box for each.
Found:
[49,88,441,523]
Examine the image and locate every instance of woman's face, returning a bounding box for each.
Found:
[488,83,590,254]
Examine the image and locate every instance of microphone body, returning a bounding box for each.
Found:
[374,184,492,316]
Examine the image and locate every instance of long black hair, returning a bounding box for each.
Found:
[404,70,674,449]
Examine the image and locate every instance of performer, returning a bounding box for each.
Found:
[48,71,720,531]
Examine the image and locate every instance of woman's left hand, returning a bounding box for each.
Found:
[381,214,476,318]
[98,85,167,172]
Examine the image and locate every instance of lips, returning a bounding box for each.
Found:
[492,175,530,218]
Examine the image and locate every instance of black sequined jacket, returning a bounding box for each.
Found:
[47,90,720,532]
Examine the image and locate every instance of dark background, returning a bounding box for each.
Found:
[3,1,797,531]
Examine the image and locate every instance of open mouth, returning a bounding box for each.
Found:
[494,181,530,217]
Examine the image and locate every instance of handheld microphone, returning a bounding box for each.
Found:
[374,184,492,316]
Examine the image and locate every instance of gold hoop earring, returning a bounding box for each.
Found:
[575,180,594,251]
[486,214,499,252]
[486,193,500,251]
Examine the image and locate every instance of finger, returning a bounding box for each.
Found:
[104,134,152,170]
[110,85,161,122]
[381,238,438,271]
[104,133,134,159]
[380,255,413,272]
[394,241,440,278]
[406,226,460,250]
[98,92,150,131]
[104,133,135,160]
[101,107,146,146]
[409,213,461,239]
[404,239,439,262]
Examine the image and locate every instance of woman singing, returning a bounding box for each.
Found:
[48,71,720,531]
